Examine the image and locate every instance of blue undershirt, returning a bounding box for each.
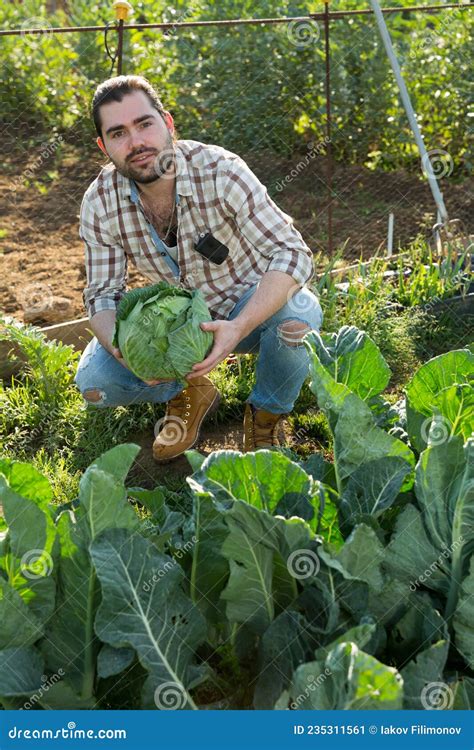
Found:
[130,179,180,279]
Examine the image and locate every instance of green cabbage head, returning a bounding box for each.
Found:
[112,283,214,382]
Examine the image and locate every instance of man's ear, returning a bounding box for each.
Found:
[96,136,107,156]
[162,111,175,137]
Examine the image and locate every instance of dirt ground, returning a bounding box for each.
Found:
[126,412,297,488]
[127,416,245,488]
[0,135,472,325]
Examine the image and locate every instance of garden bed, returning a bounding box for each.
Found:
[0,328,472,710]
[1,239,473,710]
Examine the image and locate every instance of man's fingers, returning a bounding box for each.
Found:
[192,353,223,372]
[188,354,221,378]
[111,347,130,371]
[191,358,212,372]
[188,361,215,377]
[187,368,211,379]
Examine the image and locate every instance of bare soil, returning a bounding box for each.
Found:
[126,413,296,488]
[127,417,245,487]
[0,136,472,326]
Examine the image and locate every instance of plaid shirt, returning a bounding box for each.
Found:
[79,139,314,320]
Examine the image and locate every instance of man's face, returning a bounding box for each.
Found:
[96,90,175,184]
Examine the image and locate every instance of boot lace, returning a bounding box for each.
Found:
[166,389,192,423]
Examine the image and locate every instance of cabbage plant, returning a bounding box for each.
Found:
[113,283,213,382]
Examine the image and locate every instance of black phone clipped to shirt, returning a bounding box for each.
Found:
[194,232,230,265]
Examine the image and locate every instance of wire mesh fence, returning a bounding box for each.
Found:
[0,0,472,325]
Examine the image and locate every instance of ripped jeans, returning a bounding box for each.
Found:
[74,284,323,414]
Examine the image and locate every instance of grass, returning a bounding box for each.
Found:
[1,238,472,504]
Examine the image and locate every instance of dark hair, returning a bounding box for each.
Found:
[92,75,167,138]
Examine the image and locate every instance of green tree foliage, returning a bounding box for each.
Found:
[0,0,472,172]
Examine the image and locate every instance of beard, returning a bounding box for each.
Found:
[109,131,175,184]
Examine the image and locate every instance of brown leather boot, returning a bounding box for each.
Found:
[153,376,220,463]
[243,403,286,452]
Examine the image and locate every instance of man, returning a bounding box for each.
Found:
[75,75,323,462]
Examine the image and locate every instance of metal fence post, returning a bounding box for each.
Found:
[113,0,133,75]
[369,0,449,224]
[323,0,333,256]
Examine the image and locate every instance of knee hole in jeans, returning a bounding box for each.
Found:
[82,388,107,404]
[277,319,312,348]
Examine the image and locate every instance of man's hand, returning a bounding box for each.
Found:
[111,347,171,386]
[186,320,245,380]
[111,346,130,371]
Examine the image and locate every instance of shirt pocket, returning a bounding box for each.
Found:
[125,229,176,281]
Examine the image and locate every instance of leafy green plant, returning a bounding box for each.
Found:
[314,239,472,339]
[395,246,471,309]
[278,639,404,710]
[385,429,473,625]
[0,350,473,710]
[1,0,472,173]
[406,349,474,452]
[0,317,79,406]
[0,317,85,460]
[0,444,210,709]
[304,328,473,533]
[304,327,415,524]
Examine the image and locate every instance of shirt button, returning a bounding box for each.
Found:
[161,252,166,256]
